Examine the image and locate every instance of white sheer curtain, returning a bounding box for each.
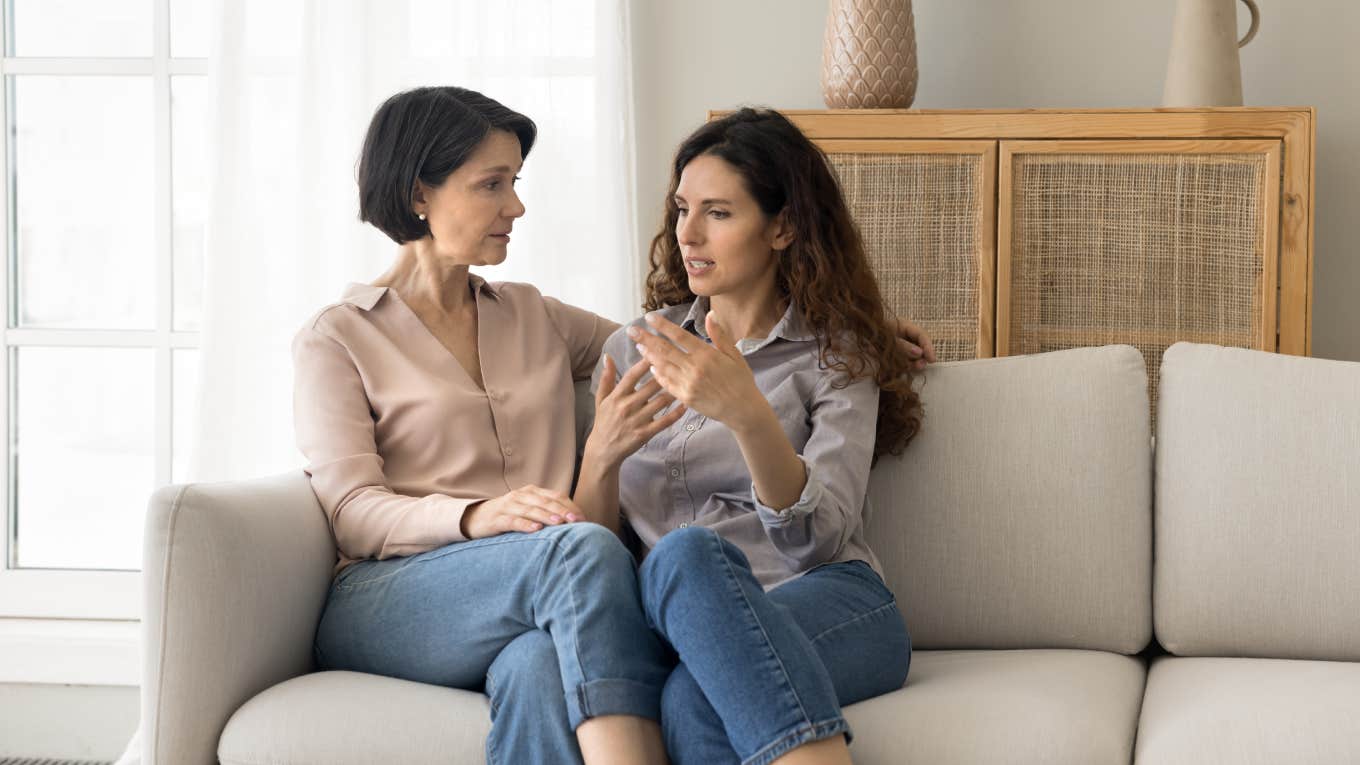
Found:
[187,0,638,483]
[118,1,634,761]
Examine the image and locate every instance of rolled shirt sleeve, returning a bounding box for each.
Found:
[750,373,880,571]
[292,324,476,562]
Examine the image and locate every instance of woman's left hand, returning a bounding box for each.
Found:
[893,316,937,371]
[628,312,765,430]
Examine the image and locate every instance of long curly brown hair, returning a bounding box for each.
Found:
[644,108,922,460]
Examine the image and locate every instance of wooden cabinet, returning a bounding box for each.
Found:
[741,108,1315,416]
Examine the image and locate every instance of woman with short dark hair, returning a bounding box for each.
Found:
[297,86,673,764]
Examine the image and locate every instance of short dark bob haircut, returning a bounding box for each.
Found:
[357,86,536,244]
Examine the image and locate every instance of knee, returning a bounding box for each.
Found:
[640,526,732,595]
[487,630,564,705]
[660,663,705,723]
[554,522,631,569]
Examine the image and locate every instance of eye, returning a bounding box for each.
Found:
[676,207,689,216]
[709,209,730,219]
[512,175,522,185]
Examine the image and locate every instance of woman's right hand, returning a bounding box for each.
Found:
[584,354,686,469]
[460,486,585,539]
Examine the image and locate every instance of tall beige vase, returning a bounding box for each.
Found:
[1162,0,1260,106]
[821,0,918,109]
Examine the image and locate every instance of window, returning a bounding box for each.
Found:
[0,0,207,619]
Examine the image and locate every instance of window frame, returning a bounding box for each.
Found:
[0,0,202,625]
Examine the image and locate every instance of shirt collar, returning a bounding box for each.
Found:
[678,296,815,353]
[339,273,499,311]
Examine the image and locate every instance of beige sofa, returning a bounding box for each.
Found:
[138,342,1360,764]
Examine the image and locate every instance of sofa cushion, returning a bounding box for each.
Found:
[866,345,1152,652]
[1155,343,1360,660]
[845,649,1146,764]
[1134,656,1360,764]
[218,671,490,765]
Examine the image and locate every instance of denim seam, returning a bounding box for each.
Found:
[742,716,848,765]
[711,529,815,729]
[557,532,592,722]
[806,600,898,644]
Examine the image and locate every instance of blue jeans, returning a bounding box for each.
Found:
[640,527,911,765]
[314,522,670,765]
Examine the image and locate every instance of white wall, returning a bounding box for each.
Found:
[632,0,1360,362]
[0,683,137,760]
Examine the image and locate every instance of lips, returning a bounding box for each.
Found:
[684,258,714,276]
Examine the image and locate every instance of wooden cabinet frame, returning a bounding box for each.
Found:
[733,108,1316,356]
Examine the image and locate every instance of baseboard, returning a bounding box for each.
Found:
[0,759,111,765]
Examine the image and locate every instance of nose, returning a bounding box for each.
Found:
[676,209,701,246]
[505,187,526,219]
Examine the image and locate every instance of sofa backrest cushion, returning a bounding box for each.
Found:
[866,345,1153,654]
[1155,342,1360,660]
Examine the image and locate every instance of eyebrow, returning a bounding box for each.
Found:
[673,194,732,205]
[476,165,519,176]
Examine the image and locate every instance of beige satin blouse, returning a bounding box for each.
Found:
[291,276,613,575]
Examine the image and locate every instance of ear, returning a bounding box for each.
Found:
[411,180,430,217]
[768,207,796,252]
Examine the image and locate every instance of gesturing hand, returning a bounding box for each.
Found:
[629,312,766,431]
[461,485,583,539]
[584,354,687,469]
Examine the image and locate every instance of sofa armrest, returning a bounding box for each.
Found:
[140,471,335,765]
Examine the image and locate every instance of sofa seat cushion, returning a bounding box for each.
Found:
[218,670,490,765]
[1134,656,1360,764]
[844,649,1146,764]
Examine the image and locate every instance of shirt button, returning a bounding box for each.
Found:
[679,522,689,529]
[503,445,515,456]
[669,468,680,478]
[488,389,500,400]
[685,423,696,431]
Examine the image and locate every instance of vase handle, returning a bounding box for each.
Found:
[1238,0,1260,48]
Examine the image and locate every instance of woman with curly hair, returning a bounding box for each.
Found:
[575,108,920,765]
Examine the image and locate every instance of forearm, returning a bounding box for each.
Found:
[731,402,807,511]
[572,451,622,535]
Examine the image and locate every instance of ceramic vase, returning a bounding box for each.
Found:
[1163,0,1261,106]
[821,0,919,109]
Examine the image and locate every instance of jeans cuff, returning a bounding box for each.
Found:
[566,677,664,729]
[742,717,850,765]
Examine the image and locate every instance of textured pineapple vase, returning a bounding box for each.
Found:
[821,0,918,109]
[1163,0,1260,106]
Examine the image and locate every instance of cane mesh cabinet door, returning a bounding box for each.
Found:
[822,140,997,360]
[998,139,1282,418]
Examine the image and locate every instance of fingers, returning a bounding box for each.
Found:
[524,486,584,521]
[644,312,706,352]
[615,356,652,394]
[645,355,681,394]
[506,515,544,534]
[629,379,662,402]
[919,333,938,363]
[648,403,687,435]
[641,391,676,417]
[595,355,616,404]
[628,325,682,367]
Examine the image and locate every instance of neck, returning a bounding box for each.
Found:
[709,278,785,341]
[374,241,474,314]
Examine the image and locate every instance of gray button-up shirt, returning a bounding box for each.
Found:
[591,297,884,589]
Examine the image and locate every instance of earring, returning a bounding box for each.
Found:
[417,212,427,221]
